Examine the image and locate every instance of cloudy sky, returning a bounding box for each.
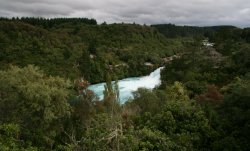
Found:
[0,0,249,27]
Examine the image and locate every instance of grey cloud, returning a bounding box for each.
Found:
[0,0,249,27]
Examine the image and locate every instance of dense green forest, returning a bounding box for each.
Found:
[0,17,184,83]
[0,18,250,150]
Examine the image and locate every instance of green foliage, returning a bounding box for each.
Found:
[0,123,38,151]
[0,65,72,148]
[213,77,250,151]
[152,24,215,39]
[160,45,225,96]
[0,18,250,150]
[0,17,97,28]
[131,82,213,150]
[132,88,161,114]
[0,19,180,83]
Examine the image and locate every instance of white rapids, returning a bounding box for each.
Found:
[88,67,164,103]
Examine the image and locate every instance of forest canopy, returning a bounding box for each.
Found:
[0,17,250,150]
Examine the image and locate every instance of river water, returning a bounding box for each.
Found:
[88,67,164,104]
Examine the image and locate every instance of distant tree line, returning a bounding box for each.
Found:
[0,17,97,28]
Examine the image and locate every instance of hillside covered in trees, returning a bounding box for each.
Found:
[0,17,185,83]
[0,18,250,151]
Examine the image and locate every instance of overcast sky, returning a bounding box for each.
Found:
[0,0,249,27]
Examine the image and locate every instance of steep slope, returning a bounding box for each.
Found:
[0,19,184,83]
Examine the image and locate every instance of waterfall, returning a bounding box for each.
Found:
[88,67,164,103]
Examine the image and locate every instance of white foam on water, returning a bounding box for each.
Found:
[88,67,164,103]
